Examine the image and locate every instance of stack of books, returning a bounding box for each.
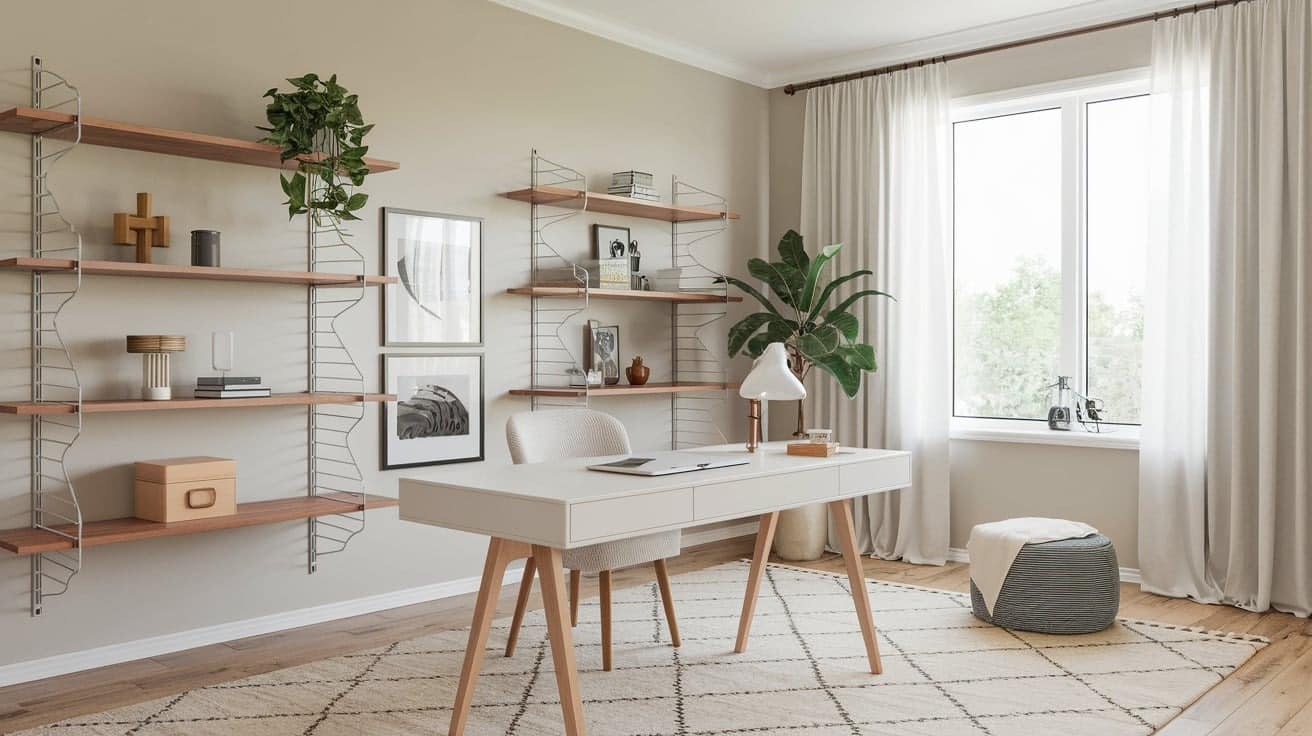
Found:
[609,171,659,202]
[194,376,271,399]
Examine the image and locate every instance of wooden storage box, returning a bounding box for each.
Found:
[134,456,236,523]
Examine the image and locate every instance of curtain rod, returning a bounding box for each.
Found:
[782,0,1252,95]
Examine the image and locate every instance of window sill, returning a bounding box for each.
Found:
[950,418,1139,450]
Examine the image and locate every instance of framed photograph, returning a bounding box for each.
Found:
[592,224,629,259]
[584,320,620,386]
[382,208,482,346]
[382,354,484,469]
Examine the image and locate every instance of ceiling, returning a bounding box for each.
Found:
[490,0,1194,88]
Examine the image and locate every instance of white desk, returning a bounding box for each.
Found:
[400,443,913,735]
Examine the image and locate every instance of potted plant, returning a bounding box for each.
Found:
[726,230,893,560]
[258,73,373,223]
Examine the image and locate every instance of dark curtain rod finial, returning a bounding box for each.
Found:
[782,0,1252,95]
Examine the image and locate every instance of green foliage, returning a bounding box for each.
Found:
[258,73,373,222]
[726,230,894,398]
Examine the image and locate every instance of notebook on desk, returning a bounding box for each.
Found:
[587,452,749,477]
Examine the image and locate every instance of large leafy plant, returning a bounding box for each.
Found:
[259,73,373,221]
[726,230,892,397]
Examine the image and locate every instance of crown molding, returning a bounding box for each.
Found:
[488,0,773,87]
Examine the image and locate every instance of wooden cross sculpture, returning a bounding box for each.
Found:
[113,193,170,264]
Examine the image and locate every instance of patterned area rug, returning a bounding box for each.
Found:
[22,561,1266,735]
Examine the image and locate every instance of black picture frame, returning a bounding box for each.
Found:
[584,321,621,385]
[381,353,485,469]
[592,224,630,260]
[380,207,484,347]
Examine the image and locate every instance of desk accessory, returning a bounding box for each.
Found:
[133,456,237,522]
[739,342,807,452]
[787,441,840,457]
[190,230,221,266]
[113,192,170,264]
[126,334,185,400]
[625,356,650,386]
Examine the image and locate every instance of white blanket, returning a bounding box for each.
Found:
[967,517,1098,615]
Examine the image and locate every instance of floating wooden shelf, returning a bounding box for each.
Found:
[509,382,738,398]
[0,392,393,416]
[500,185,739,222]
[506,286,742,304]
[0,107,400,174]
[0,257,396,287]
[0,493,398,556]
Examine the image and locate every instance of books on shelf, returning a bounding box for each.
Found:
[193,376,270,399]
[611,170,654,188]
[196,376,262,386]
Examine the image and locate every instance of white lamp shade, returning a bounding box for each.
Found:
[739,342,806,400]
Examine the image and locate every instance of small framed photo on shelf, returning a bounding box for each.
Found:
[381,354,484,469]
[592,224,629,259]
[382,208,482,346]
[584,320,621,386]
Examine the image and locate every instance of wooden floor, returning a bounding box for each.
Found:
[1,535,1309,734]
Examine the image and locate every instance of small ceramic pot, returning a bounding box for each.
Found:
[191,230,221,267]
[625,356,650,386]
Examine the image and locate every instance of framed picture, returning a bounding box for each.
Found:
[592,224,629,259]
[382,208,482,346]
[584,321,620,386]
[382,354,484,469]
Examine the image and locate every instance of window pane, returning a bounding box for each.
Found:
[953,108,1063,420]
[1086,96,1148,424]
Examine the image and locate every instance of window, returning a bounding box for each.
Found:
[952,74,1148,427]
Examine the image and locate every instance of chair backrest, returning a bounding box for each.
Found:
[505,409,632,465]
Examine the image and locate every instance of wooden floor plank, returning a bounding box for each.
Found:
[1208,639,1312,736]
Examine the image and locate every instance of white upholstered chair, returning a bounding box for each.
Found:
[503,409,681,670]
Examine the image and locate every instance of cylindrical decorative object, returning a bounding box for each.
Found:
[773,503,829,561]
[190,230,221,267]
[126,335,186,401]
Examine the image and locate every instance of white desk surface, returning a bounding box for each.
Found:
[399,443,912,548]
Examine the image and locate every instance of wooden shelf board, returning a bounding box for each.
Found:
[0,107,400,174]
[0,392,394,416]
[500,185,739,223]
[0,257,395,287]
[506,286,741,304]
[0,493,398,555]
[509,382,738,398]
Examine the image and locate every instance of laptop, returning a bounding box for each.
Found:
[587,451,749,477]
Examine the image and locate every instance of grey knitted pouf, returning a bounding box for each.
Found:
[970,533,1120,634]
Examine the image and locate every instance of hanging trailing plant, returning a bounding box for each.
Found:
[258,73,373,221]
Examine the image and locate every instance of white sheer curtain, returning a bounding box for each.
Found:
[1140,0,1312,616]
[801,65,952,565]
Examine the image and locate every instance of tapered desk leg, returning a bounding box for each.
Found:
[829,499,883,674]
[734,511,779,653]
[504,557,537,658]
[449,537,531,736]
[534,544,587,735]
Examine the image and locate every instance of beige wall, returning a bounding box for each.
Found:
[766,24,1152,566]
[0,0,768,667]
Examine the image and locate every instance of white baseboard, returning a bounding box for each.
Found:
[0,524,761,688]
[947,546,1141,584]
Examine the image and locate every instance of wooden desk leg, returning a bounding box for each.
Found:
[534,544,587,736]
[504,557,537,658]
[829,499,883,674]
[734,511,779,654]
[449,537,530,736]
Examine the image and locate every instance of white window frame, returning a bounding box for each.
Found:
[949,69,1148,450]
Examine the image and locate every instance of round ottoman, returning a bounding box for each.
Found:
[970,533,1120,634]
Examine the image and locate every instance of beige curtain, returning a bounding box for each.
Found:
[801,65,952,565]
[1140,0,1312,616]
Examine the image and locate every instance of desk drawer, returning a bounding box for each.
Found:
[694,467,838,520]
[839,454,912,495]
[571,488,693,542]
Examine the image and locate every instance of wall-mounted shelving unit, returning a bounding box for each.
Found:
[3,57,400,616]
[500,150,739,449]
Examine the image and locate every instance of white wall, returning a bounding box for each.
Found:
[767,23,1151,566]
[0,0,768,667]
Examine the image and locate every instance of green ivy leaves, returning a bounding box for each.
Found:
[726,229,895,398]
[259,73,372,222]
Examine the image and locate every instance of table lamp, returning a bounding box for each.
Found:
[126,334,185,400]
[739,342,806,452]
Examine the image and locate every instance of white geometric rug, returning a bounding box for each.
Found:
[20,561,1266,735]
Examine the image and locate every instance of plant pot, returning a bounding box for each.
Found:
[772,503,828,561]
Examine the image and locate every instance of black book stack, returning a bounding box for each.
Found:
[194,376,271,399]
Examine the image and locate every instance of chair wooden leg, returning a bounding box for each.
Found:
[504,557,537,658]
[533,545,587,735]
[569,569,581,627]
[599,569,613,672]
[449,537,530,736]
[829,499,883,674]
[654,559,680,647]
[735,511,779,654]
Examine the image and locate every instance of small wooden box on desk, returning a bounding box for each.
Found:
[786,441,840,458]
[134,456,236,522]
